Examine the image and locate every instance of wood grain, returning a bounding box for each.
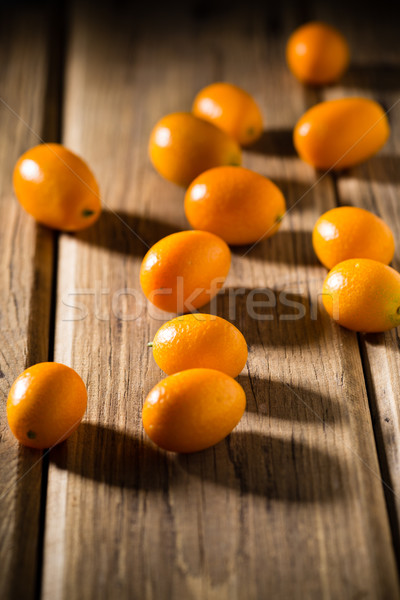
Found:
[313,0,400,562]
[0,7,56,600]
[41,3,399,599]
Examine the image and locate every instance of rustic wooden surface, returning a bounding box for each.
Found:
[0,7,56,600]
[1,2,400,599]
[316,2,400,559]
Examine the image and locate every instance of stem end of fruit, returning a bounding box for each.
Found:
[82,209,95,218]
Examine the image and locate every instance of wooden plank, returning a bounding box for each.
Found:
[313,1,400,560]
[0,6,57,600]
[42,3,399,599]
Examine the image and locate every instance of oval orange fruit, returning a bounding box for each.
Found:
[148,112,242,187]
[313,206,395,269]
[184,166,286,245]
[322,259,400,332]
[140,230,231,313]
[13,143,101,231]
[286,21,350,85]
[7,362,87,449]
[142,368,246,453]
[150,313,248,377]
[192,82,263,146]
[293,98,390,170]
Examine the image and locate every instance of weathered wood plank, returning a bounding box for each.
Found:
[42,3,399,599]
[0,6,56,600]
[313,1,400,560]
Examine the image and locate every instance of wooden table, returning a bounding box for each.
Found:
[1,1,399,598]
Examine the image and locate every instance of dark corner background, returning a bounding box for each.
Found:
[1,0,400,36]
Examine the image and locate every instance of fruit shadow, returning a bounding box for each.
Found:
[236,375,344,424]
[358,330,398,350]
[48,423,345,503]
[341,63,400,91]
[176,431,346,502]
[230,229,318,266]
[245,128,296,156]
[336,154,400,184]
[49,422,169,490]
[74,209,183,257]
[203,287,323,347]
[276,179,321,209]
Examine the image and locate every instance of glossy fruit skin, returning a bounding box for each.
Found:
[286,22,350,85]
[140,230,231,313]
[7,362,87,449]
[313,206,395,270]
[293,98,390,170]
[185,166,286,245]
[148,112,242,187]
[322,259,400,332]
[142,368,246,453]
[192,82,263,146]
[13,143,101,231]
[151,313,248,377]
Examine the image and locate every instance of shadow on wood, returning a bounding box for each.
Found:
[338,155,400,184]
[231,229,318,265]
[237,375,344,423]
[341,63,400,91]
[245,128,296,156]
[203,287,323,347]
[177,431,346,502]
[75,210,182,256]
[278,179,323,209]
[49,422,168,490]
[359,331,390,347]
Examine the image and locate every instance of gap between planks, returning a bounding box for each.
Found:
[34,2,68,599]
